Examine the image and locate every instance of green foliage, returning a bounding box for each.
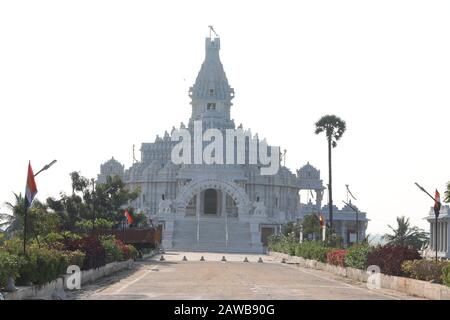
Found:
[0,251,20,288]
[268,232,297,255]
[401,260,449,284]
[445,181,450,203]
[46,172,140,231]
[384,216,429,250]
[442,264,450,287]
[132,212,150,228]
[126,245,138,260]
[301,214,321,240]
[15,245,68,285]
[314,114,346,148]
[345,244,374,270]
[63,249,85,267]
[99,235,123,263]
[325,232,343,248]
[294,241,332,262]
[75,218,114,233]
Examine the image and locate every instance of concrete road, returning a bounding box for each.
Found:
[72,251,421,300]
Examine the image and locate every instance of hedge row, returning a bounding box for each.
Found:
[0,234,138,288]
[269,236,450,286]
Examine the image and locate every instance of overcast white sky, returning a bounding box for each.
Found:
[1,0,449,235]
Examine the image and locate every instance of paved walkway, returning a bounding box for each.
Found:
[72,251,421,300]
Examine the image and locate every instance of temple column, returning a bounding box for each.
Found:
[430,221,434,251]
[341,222,346,245]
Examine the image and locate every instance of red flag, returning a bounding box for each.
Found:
[25,161,38,208]
[434,189,441,217]
[124,210,133,224]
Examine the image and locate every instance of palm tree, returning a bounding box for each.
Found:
[445,181,450,203]
[2,193,27,237]
[314,114,346,231]
[384,216,429,250]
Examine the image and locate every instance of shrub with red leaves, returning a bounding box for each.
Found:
[367,245,421,276]
[326,249,347,267]
[114,239,131,260]
[64,235,106,270]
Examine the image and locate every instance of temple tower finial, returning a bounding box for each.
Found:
[208,25,219,38]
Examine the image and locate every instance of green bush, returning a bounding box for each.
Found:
[75,218,114,233]
[63,249,85,267]
[16,245,69,285]
[401,260,449,283]
[443,264,450,287]
[100,235,123,263]
[127,245,138,260]
[294,241,332,263]
[345,245,373,270]
[0,251,20,288]
[268,233,297,255]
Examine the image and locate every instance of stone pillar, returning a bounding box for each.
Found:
[315,189,323,212]
[430,221,434,251]
[340,222,346,245]
[446,221,450,258]
[161,216,175,249]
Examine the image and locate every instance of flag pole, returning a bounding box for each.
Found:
[414,183,441,261]
[23,160,57,255]
[23,205,28,255]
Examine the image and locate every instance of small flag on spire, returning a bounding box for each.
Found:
[124,209,134,224]
[25,161,37,208]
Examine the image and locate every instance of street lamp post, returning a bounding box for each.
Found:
[414,182,441,261]
[23,160,57,255]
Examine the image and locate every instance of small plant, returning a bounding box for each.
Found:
[442,264,450,287]
[64,235,106,270]
[367,245,421,276]
[345,244,373,270]
[401,260,450,283]
[99,235,123,263]
[327,249,347,267]
[294,241,332,263]
[0,251,20,288]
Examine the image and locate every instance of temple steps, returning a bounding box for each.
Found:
[171,216,262,253]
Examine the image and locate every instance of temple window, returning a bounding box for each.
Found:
[207,103,216,110]
[209,89,215,96]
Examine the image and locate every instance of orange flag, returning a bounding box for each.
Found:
[124,210,134,224]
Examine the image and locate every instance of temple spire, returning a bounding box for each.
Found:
[188,28,235,130]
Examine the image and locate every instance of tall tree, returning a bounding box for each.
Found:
[384,216,429,250]
[314,114,346,231]
[301,214,321,240]
[445,181,450,203]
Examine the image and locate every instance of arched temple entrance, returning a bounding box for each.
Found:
[175,178,251,216]
[204,188,218,215]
